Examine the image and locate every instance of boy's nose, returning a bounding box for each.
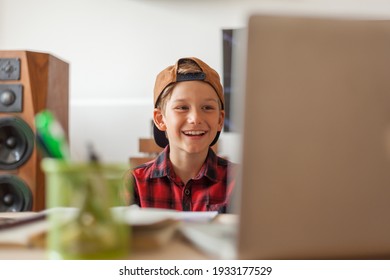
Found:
[187,109,202,124]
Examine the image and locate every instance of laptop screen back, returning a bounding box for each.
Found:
[236,14,390,259]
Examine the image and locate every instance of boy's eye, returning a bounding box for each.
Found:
[175,106,189,111]
[202,105,216,111]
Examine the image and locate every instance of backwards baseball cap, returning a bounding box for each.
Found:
[153,57,224,148]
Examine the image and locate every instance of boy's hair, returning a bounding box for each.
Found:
[153,57,224,148]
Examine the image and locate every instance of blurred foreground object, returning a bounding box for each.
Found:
[35,110,70,160]
[41,159,129,259]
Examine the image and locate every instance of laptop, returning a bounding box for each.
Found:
[235,13,390,259]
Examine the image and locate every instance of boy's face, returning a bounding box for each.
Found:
[154,80,224,155]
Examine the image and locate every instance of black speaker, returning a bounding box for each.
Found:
[0,51,69,212]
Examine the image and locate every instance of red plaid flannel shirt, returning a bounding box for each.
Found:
[129,146,236,213]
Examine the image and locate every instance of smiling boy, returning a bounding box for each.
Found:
[130,57,236,213]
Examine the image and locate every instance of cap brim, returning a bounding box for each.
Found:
[153,123,169,148]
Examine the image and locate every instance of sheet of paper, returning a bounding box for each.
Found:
[114,205,219,225]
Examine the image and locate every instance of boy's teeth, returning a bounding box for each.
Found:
[184,131,205,135]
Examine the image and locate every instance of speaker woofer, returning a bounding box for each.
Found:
[0,174,32,211]
[0,117,34,170]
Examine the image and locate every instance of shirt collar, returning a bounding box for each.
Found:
[150,145,219,182]
[194,148,219,182]
[150,145,170,178]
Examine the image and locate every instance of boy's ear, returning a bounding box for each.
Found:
[218,110,225,131]
[153,108,166,131]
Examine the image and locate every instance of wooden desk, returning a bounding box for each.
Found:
[0,236,209,260]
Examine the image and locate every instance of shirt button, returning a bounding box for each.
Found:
[183,202,191,211]
[184,189,190,196]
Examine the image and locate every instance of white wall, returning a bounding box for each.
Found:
[1,0,388,163]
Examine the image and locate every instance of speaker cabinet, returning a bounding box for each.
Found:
[0,51,69,212]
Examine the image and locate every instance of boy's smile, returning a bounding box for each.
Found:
[182,130,206,136]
